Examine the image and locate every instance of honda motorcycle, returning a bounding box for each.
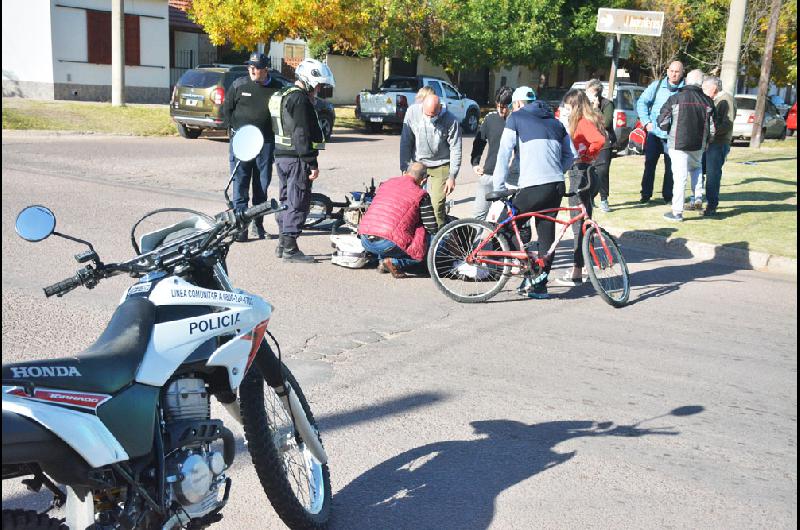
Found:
[2,126,331,529]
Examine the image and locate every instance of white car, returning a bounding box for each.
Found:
[733,94,787,141]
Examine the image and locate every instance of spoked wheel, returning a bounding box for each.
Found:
[581,225,630,307]
[304,193,333,228]
[428,218,512,303]
[239,365,331,528]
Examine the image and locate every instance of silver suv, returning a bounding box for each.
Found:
[569,81,646,152]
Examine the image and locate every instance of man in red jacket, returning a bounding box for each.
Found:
[358,162,440,278]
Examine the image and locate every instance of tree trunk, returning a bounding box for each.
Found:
[750,0,782,148]
[371,55,382,92]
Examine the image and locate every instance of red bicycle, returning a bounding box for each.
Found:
[427,183,630,306]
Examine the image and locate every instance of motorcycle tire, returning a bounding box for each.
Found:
[1,511,66,530]
[304,194,333,228]
[239,364,332,529]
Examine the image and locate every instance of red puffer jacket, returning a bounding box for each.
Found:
[358,175,428,261]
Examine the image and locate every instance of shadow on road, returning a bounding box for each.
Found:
[332,406,703,529]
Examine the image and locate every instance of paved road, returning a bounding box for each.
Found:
[2,131,797,529]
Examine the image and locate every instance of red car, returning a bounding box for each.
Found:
[786,102,797,136]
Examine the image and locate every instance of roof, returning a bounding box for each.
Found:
[169,0,203,31]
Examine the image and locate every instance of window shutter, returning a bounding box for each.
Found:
[125,15,140,66]
[87,10,112,65]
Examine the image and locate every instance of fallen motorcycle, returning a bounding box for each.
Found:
[303,179,376,234]
[2,126,331,529]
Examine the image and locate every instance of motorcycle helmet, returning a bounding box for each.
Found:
[295,58,336,91]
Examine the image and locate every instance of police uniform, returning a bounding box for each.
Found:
[270,85,325,237]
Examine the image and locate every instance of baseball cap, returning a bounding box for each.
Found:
[246,53,270,69]
[511,86,536,102]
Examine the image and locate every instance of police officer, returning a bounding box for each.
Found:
[223,52,280,241]
[270,58,334,262]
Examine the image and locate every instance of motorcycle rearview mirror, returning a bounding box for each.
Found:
[225,125,265,208]
[231,125,264,162]
[15,205,98,256]
[15,205,56,242]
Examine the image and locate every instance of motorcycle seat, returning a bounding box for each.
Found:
[2,297,156,395]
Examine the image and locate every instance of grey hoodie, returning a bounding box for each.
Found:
[400,103,462,179]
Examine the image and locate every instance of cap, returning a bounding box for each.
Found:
[246,53,270,69]
[511,86,536,102]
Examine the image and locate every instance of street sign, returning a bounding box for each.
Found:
[605,36,632,59]
[596,8,664,37]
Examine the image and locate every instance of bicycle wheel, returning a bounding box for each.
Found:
[239,364,331,528]
[428,218,512,303]
[582,225,630,307]
[304,193,333,228]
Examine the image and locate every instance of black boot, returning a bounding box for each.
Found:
[275,234,285,258]
[282,235,315,263]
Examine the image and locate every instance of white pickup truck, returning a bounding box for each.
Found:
[356,75,482,133]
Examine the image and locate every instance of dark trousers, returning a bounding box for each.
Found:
[498,181,565,274]
[568,164,599,268]
[229,141,274,228]
[593,147,612,202]
[704,142,730,210]
[640,132,673,201]
[275,158,313,236]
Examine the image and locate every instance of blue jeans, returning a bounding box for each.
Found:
[229,140,274,216]
[360,235,425,270]
[641,132,673,201]
[704,142,730,210]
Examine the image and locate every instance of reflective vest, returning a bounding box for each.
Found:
[268,86,325,151]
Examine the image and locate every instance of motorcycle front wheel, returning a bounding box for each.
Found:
[239,364,331,529]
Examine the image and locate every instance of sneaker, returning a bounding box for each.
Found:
[555,273,584,287]
[702,208,717,218]
[528,281,549,299]
[694,198,703,210]
[663,212,683,222]
[685,197,695,211]
[599,200,611,213]
[516,275,533,296]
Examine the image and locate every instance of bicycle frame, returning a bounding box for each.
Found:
[468,199,608,273]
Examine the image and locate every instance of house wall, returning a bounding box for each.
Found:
[3,0,169,103]
[325,54,372,105]
[416,55,448,79]
[2,0,55,98]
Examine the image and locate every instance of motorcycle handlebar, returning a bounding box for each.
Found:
[43,274,83,298]
[242,199,286,223]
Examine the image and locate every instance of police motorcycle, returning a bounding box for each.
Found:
[2,126,331,530]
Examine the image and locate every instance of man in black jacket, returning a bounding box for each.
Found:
[222,52,281,240]
[470,86,513,220]
[270,58,335,262]
[658,69,715,222]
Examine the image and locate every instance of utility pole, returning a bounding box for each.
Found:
[750,0,782,148]
[607,34,621,101]
[720,0,748,96]
[112,0,125,107]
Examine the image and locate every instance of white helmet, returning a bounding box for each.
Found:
[295,58,336,90]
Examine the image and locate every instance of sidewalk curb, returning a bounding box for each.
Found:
[604,226,796,276]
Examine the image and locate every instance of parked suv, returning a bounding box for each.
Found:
[568,81,646,152]
[170,64,335,140]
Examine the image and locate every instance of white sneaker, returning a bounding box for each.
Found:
[694,198,703,210]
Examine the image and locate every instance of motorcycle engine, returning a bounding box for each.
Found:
[162,377,233,520]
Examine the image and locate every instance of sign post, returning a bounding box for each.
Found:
[596,8,663,99]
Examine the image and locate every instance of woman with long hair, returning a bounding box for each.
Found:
[585,79,616,212]
[557,88,607,286]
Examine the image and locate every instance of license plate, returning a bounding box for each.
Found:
[185,99,198,107]
[369,117,382,123]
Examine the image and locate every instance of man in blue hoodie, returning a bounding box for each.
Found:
[636,61,685,204]
[493,86,575,299]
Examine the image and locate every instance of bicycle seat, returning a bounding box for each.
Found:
[485,189,518,202]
